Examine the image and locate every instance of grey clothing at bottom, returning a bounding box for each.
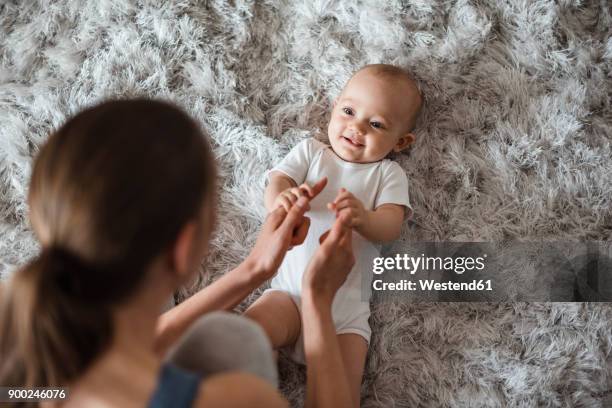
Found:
[164,311,278,388]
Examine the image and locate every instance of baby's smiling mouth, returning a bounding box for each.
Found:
[342,135,365,147]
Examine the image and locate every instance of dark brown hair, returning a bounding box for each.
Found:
[0,99,216,391]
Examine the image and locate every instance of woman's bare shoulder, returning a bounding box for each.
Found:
[193,372,287,408]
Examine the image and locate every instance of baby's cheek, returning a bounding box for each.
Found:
[328,119,342,135]
[367,141,388,160]
[329,114,340,125]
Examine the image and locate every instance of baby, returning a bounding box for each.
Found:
[245,64,423,406]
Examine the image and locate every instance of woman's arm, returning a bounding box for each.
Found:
[155,178,328,355]
[301,215,355,408]
[155,257,268,355]
[302,294,353,408]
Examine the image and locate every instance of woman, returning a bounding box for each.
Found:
[0,99,355,407]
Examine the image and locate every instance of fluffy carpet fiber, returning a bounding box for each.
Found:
[1,0,611,406]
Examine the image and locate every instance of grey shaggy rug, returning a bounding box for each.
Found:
[1,0,611,406]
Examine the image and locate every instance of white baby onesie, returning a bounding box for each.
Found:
[265,138,411,363]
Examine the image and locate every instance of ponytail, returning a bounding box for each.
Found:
[0,247,113,388]
[0,99,216,394]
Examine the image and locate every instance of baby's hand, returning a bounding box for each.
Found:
[327,188,368,229]
[274,182,319,213]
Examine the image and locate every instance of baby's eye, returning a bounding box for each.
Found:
[342,107,354,115]
[370,121,383,129]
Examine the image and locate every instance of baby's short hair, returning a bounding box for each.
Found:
[356,64,424,131]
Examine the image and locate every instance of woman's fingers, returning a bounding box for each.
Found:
[326,213,350,244]
[310,177,328,198]
[278,196,293,213]
[319,210,352,245]
[337,213,353,247]
[298,177,327,200]
[265,206,288,232]
[318,230,330,244]
[299,183,314,198]
[291,216,310,245]
[268,192,309,231]
[280,196,309,235]
[268,177,328,250]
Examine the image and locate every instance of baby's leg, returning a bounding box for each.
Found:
[244,290,301,349]
[337,333,368,408]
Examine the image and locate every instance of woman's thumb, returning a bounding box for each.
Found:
[281,196,309,233]
[324,213,350,244]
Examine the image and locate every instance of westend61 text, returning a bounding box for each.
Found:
[372,279,493,291]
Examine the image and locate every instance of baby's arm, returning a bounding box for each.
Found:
[361,203,405,242]
[329,189,405,243]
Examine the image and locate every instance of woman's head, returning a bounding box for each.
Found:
[0,99,216,388]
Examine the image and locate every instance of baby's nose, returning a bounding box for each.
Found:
[349,121,366,135]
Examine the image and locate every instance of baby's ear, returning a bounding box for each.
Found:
[393,132,416,152]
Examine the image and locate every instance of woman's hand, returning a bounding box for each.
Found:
[246,177,327,282]
[302,213,355,304]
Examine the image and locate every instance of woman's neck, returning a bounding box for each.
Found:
[65,278,173,407]
[110,263,175,360]
[112,299,161,364]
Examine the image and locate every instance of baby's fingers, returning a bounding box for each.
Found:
[333,197,357,212]
[288,188,303,201]
[336,207,360,228]
[332,188,353,205]
[277,196,293,213]
[280,188,312,211]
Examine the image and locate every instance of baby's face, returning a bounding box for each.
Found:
[327,70,419,163]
